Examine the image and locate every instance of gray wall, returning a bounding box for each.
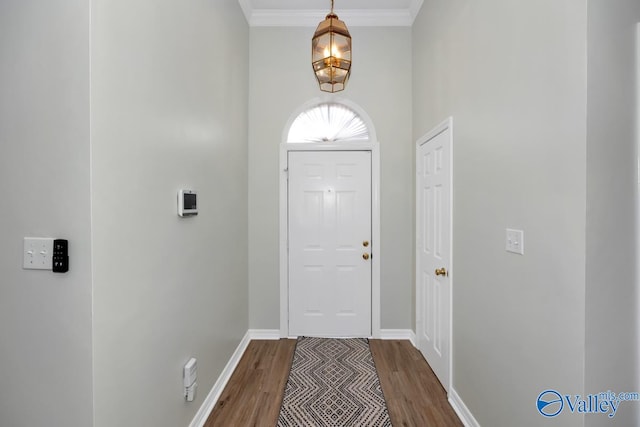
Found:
[586,1,640,425]
[90,1,249,426]
[248,26,413,330]
[0,1,93,426]
[413,1,587,425]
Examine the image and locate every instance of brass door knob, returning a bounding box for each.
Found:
[363,240,370,247]
[435,267,447,276]
[363,253,370,260]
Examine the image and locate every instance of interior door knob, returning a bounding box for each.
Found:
[363,253,370,260]
[435,267,447,276]
[363,240,370,247]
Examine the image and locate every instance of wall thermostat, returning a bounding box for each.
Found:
[178,189,197,217]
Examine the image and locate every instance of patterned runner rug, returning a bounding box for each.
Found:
[277,337,392,427]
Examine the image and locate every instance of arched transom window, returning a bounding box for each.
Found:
[287,103,370,143]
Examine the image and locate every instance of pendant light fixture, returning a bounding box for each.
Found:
[312,0,352,93]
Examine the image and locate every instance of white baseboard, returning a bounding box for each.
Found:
[449,387,481,427]
[188,331,252,427]
[247,329,281,340]
[379,329,416,346]
[248,329,417,343]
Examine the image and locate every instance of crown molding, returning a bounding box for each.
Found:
[239,0,424,27]
[408,0,424,20]
[238,0,252,24]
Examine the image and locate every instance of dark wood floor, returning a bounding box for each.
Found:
[370,340,463,427]
[204,339,462,427]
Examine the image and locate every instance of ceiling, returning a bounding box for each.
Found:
[238,0,424,27]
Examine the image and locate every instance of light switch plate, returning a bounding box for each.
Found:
[23,237,54,270]
[506,229,524,255]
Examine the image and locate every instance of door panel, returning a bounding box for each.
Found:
[288,151,372,337]
[417,127,451,391]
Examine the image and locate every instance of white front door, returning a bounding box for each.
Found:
[288,150,372,337]
[416,121,452,391]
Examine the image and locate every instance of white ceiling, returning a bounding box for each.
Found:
[238,0,424,27]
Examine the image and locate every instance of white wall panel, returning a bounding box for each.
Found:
[586,1,640,425]
[90,1,249,426]
[413,1,587,425]
[0,1,93,426]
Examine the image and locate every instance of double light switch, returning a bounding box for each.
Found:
[23,237,69,272]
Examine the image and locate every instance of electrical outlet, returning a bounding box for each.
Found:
[23,237,54,269]
[184,358,197,402]
[506,229,524,255]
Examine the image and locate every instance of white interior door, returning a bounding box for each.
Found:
[416,123,452,391]
[288,150,372,337]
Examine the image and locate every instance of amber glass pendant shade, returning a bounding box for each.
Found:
[312,2,351,93]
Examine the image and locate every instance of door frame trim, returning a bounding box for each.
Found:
[415,117,453,392]
[279,142,381,338]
